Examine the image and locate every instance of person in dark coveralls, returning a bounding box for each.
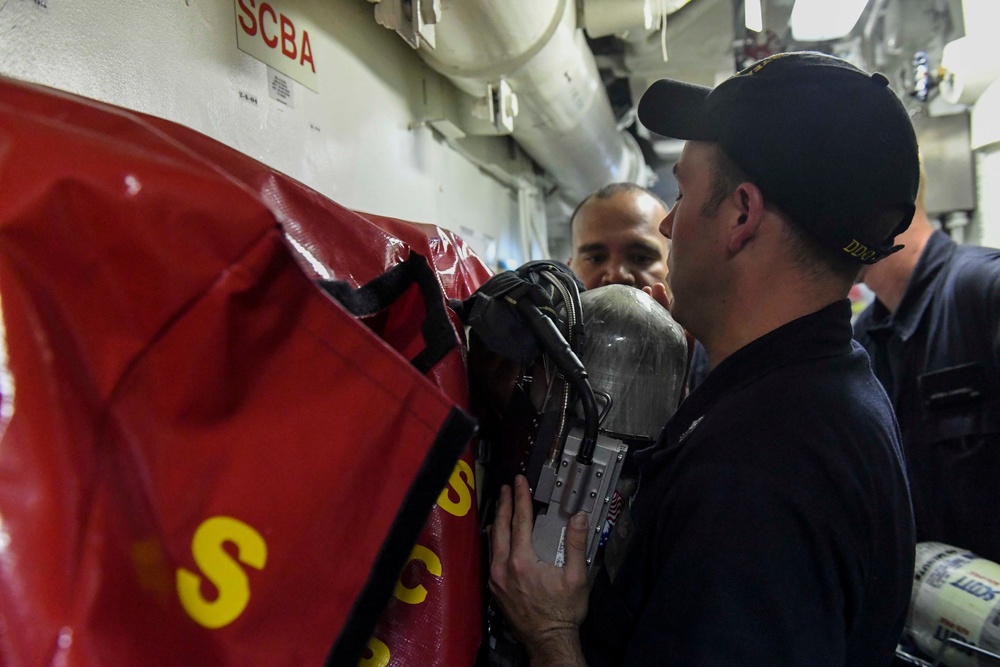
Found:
[855,169,1000,563]
[488,52,917,666]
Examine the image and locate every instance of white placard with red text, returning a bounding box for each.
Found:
[235,0,318,92]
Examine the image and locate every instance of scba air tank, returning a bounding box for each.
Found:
[907,542,1000,666]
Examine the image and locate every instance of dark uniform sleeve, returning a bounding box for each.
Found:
[619,457,855,666]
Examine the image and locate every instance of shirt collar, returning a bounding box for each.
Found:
[863,230,954,342]
[642,300,854,465]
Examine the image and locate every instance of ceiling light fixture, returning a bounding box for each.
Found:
[790,0,870,42]
[745,0,763,33]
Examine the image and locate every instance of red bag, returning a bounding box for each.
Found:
[318,254,485,667]
[0,77,489,666]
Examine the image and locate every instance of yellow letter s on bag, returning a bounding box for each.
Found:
[437,460,475,517]
[176,516,268,629]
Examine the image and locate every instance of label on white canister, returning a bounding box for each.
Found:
[908,542,1000,666]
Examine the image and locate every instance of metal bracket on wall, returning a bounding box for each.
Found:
[415,76,519,138]
[474,80,519,135]
[371,0,441,50]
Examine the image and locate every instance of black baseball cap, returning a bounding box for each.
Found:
[638,51,919,265]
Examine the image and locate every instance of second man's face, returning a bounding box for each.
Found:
[568,191,671,296]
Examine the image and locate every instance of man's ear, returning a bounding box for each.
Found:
[726,182,766,255]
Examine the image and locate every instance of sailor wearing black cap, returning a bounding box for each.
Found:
[488,52,917,666]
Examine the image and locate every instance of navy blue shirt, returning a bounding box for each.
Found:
[582,301,915,666]
[855,230,1000,561]
[687,339,710,391]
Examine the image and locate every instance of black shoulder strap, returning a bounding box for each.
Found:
[319,253,457,375]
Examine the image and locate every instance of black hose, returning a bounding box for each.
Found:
[514,299,599,465]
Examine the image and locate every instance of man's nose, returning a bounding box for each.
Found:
[660,208,674,239]
[602,262,635,286]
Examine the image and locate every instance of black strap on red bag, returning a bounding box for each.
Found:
[325,409,474,667]
[319,253,476,666]
[319,253,457,375]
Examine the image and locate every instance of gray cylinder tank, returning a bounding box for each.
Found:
[577,284,688,440]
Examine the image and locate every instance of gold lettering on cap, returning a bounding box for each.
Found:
[843,239,876,261]
[734,51,796,78]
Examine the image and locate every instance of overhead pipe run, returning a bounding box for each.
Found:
[582,0,695,47]
[582,0,659,39]
[372,0,654,204]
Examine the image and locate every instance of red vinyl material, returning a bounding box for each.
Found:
[0,77,490,666]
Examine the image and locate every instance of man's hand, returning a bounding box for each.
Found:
[489,475,590,666]
[643,283,672,311]
[645,283,699,394]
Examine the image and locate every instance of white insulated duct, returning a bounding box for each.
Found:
[583,0,657,39]
[416,0,649,203]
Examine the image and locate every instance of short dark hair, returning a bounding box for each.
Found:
[569,183,669,228]
[702,147,747,218]
[705,146,899,284]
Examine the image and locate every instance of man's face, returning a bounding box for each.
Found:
[659,141,727,332]
[568,190,670,294]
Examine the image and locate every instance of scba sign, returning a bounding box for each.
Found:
[235,0,318,92]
